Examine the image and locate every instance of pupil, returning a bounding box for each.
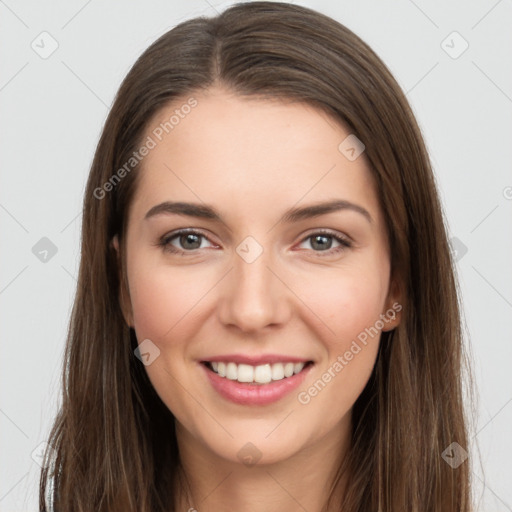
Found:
[178,234,332,251]
[312,235,331,251]
[182,234,200,249]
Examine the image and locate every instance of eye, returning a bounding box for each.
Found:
[157,228,352,257]
[158,229,215,255]
[297,230,352,256]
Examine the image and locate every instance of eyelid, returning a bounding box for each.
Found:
[158,227,353,256]
[159,228,218,249]
[159,228,351,246]
[299,227,353,244]
[294,229,353,256]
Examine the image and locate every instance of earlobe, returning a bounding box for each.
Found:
[111,234,119,252]
[111,234,134,328]
[382,277,404,332]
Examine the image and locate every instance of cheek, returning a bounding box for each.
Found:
[126,262,205,412]
[293,275,384,425]
[301,263,386,391]
[127,260,201,342]
[307,264,387,341]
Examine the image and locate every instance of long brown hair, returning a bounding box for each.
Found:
[39,2,475,510]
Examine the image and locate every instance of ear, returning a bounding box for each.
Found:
[111,234,134,328]
[381,275,403,332]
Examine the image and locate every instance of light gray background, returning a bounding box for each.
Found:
[1,0,511,510]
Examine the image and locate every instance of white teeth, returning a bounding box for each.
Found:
[271,363,285,380]
[237,364,254,383]
[294,362,305,374]
[226,362,238,380]
[254,364,272,384]
[284,362,294,378]
[208,361,309,383]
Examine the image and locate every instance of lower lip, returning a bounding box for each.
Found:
[201,362,313,406]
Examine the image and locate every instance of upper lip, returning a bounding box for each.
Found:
[201,354,313,365]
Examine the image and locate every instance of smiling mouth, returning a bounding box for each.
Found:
[202,360,314,385]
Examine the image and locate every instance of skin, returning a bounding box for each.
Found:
[113,85,402,511]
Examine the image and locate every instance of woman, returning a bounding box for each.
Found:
[39,2,474,510]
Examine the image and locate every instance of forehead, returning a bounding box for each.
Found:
[129,87,380,225]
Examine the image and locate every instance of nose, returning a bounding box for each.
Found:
[217,246,291,334]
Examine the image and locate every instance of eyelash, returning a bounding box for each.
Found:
[157,228,352,257]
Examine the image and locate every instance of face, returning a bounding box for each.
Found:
[114,85,401,467]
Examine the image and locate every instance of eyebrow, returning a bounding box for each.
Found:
[144,199,373,225]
